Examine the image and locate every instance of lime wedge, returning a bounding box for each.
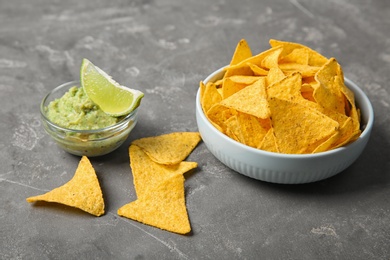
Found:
[80,58,144,117]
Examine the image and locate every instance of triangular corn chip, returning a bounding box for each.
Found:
[201,81,222,114]
[117,174,191,234]
[129,144,197,198]
[26,156,104,217]
[268,98,339,154]
[229,39,252,65]
[132,132,201,165]
[220,77,270,119]
[269,39,328,66]
[258,128,279,153]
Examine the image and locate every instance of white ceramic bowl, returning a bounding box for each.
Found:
[196,67,374,184]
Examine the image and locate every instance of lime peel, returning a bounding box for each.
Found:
[80,58,144,117]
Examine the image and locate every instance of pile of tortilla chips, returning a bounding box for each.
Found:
[200,39,361,154]
[118,132,201,234]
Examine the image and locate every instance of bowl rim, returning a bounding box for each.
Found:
[196,66,374,159]
[40,80,138,134]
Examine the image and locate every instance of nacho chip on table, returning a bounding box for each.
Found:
[118,132,199,234]
[132,132,201,165]
[117,174,191,235]
[26,156,105,217]
[129,144,197,199]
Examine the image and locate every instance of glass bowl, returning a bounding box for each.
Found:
[196,67,374,184]
[40,81,139,157]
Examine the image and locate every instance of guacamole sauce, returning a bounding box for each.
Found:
[46,86,121,130]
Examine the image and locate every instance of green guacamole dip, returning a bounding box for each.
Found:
[46,86,121,130]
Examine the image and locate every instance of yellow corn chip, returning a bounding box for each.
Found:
[206,103,236,133]
[222,76,261,99]
[267,72,308,105]
[278,63,321,78]
[129,144,197,198]
[224,46,283,78]
[268,97,339,154]
[199,81,206,101]
[220,77,270,119]
[223,62,254,78]
[225,115,244,143]
[119,142,198,234]
[258,128,279,153]
[132,132,201,165]
[222,77,246,99]
[236,112,270,148]
[201,81,222,114]
[248,63,269,76]
[279,47,309,65]
[26,156,104,217]
[269,39,328,66]
[314,58,346,114]
[301,83,315,102]
[266,67,285,86]
[261,47,282,69]
[118,174,191,234]
[229,39,252,65]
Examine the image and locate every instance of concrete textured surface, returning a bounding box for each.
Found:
[1,0,389,259]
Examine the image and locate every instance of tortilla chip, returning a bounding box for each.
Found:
[269,39,328,66]
[266,67,285,86]
[132,132,201,165]
[117,174,191,234]
[268,98,339,154]
[248,63,269,76]
[222,77,245,99]
[261,47,282,69]
[222,75,262,99]
[119,143,197,234]
[199,81,206,101]
[236,112,270,148]
[225,119,241,142]
[26,156,104,217]
[279,47,309,65]
[201,81,222,114]
[278,63,321,78]
[301,83,315,102]
[206,103,236,133]
[258,128,279,153]
[267,72,305,103]
[220,77,270,119]
[223,62,254,78]
[129,144,197,198]
[229,39,252,65]
[224,46,283,78]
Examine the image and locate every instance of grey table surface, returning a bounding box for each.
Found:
[1,0,389,259]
